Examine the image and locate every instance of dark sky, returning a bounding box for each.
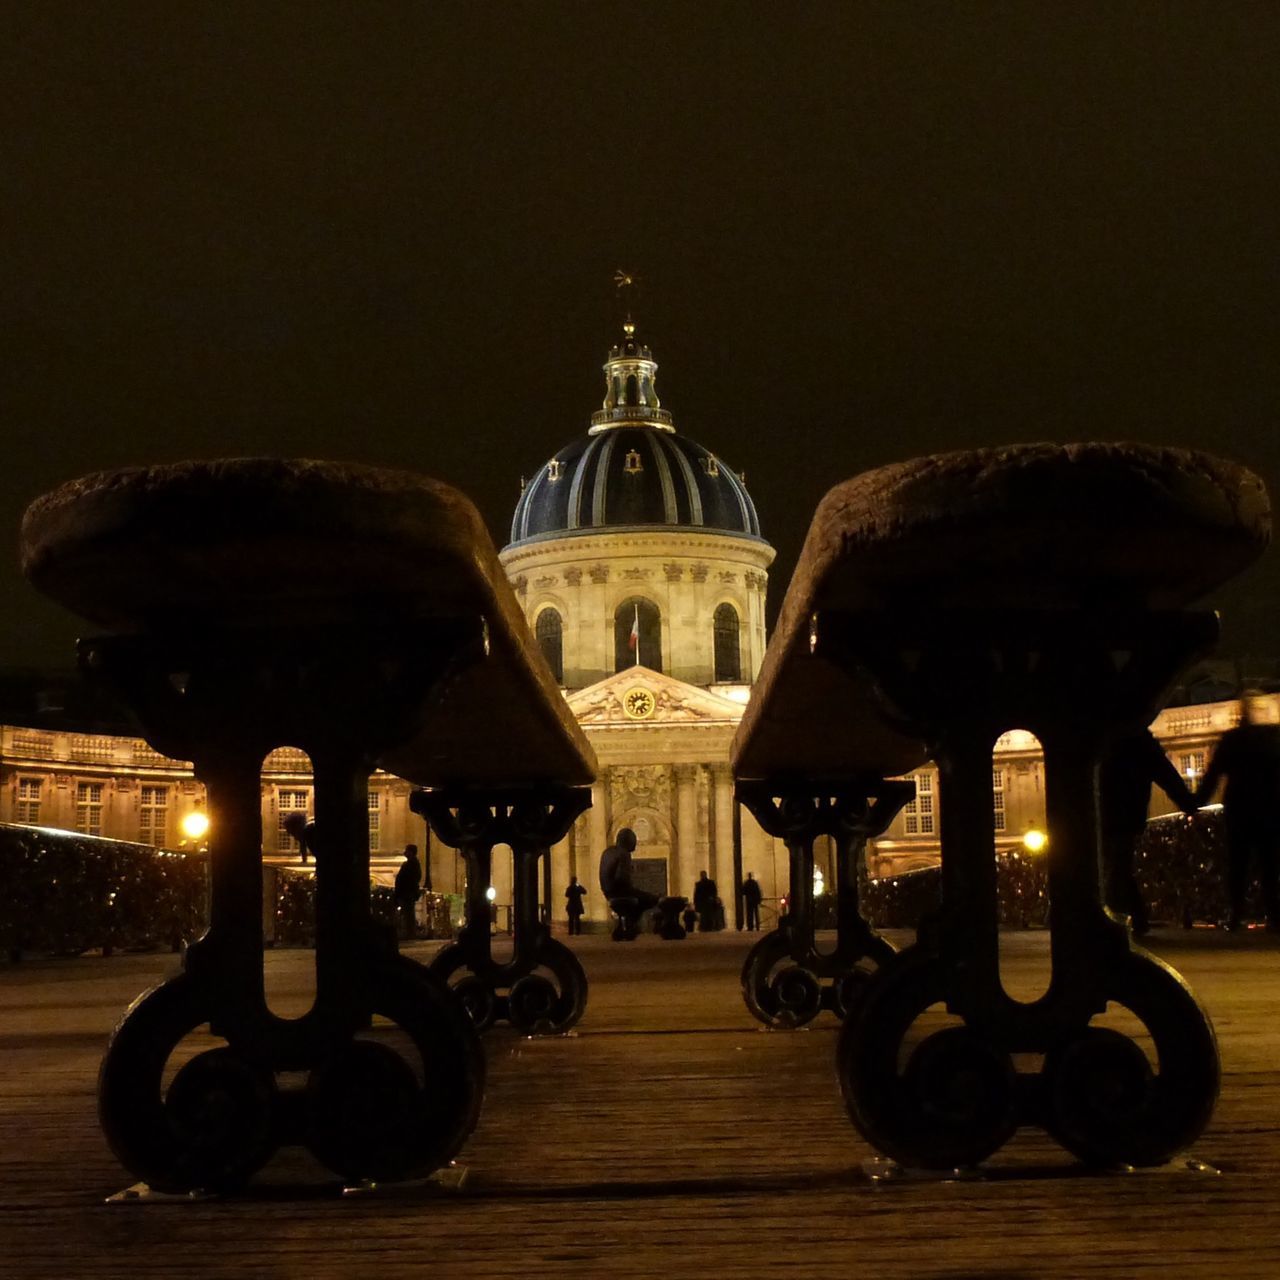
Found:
[3,3,1278,667]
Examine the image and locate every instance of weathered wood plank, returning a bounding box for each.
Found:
[2,931,1279,1277]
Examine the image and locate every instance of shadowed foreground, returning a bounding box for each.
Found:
[2,929,1279,1278]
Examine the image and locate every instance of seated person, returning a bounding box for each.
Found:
[599,827,659,930]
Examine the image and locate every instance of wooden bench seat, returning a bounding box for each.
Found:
[732,442,1269,1168]
[21,457,596,1189]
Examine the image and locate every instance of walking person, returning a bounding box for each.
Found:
[1099,727,1197,935]
[393,843,423,940]
[1195,695,1280,930]
[282,811,316,864]
[564,875,587,935]
[742,871,763,931]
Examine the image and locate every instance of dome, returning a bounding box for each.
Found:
[510,427,762,545]
[508,323,764,547]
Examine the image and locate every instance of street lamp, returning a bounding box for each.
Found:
[181,810,210,842]
[1022,828,1048,854]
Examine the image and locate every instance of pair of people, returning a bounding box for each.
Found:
[1104,697,1280,933]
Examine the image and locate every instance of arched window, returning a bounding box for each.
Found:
[713,603,741,682]
[615,598,662,673]
[535,608,564,684]
[625,373,639,405]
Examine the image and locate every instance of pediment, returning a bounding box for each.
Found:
[566,667,747,726]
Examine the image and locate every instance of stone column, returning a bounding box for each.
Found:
[712,765,736,900]
[674,764,699,901]
[587,775,609,921]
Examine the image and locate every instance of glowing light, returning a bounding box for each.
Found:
[813,868,825,897]
[181,811,210,841]
[1022,828,1048,854]
[485,886,497,902]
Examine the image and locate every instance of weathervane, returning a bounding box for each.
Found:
[613,268,640,336]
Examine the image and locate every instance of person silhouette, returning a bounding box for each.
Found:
[1099,726,1197,934]
[742,871,763,931]
[599,827,658,935]
[393,844,423,939]
[693,870,718,931]
[1196,694,1280,930]
[564,875,587,935]
[281,811,315,864]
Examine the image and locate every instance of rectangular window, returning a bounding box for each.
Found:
[992,767,1006,833]
[1179,751,1206,782]
[276,789,311,852]
[368,790,381,853]
[16,777,42,825]
[904,771,935,836]
[76,782,104,837]
[139,785,169,847]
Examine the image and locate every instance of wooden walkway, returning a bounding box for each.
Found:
[2,929,1279,1278]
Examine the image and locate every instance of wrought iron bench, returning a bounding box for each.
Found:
[733,443,1269,1169]
[21,458,595,1192]
[733,577,921,1028]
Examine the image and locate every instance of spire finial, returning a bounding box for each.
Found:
[613,268,640,336]
[591,272,673,433]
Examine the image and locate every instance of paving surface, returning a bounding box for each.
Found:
[2,928,1279,1278]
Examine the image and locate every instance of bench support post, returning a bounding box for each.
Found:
[412,784,592,1034]
[735,778,912,1028]
[818,607,1222,1169]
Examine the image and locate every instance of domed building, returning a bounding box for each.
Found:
[499,321,778,923]
[0,316,1252,938]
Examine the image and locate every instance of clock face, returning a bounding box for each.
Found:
[623,686,655,720]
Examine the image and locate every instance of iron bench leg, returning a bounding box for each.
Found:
[822,609,1221,1169]
[413,786,591,1034]
[89,627,485,1192]
[737,779,912,1028]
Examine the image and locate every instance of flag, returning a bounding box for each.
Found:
[629,603,640,663]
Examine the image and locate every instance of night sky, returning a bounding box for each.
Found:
[3,4,1278,668]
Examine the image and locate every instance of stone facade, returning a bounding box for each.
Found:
[0,695,1266,925]
[501,529,772,691]
[1,320,1268,927]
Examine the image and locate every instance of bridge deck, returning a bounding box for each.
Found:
[1,929,1278,1278]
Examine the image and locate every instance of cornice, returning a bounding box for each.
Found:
[500,530,776,571]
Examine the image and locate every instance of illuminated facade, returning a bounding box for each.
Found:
[0,320,1269,925]
[498,321,775,922]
